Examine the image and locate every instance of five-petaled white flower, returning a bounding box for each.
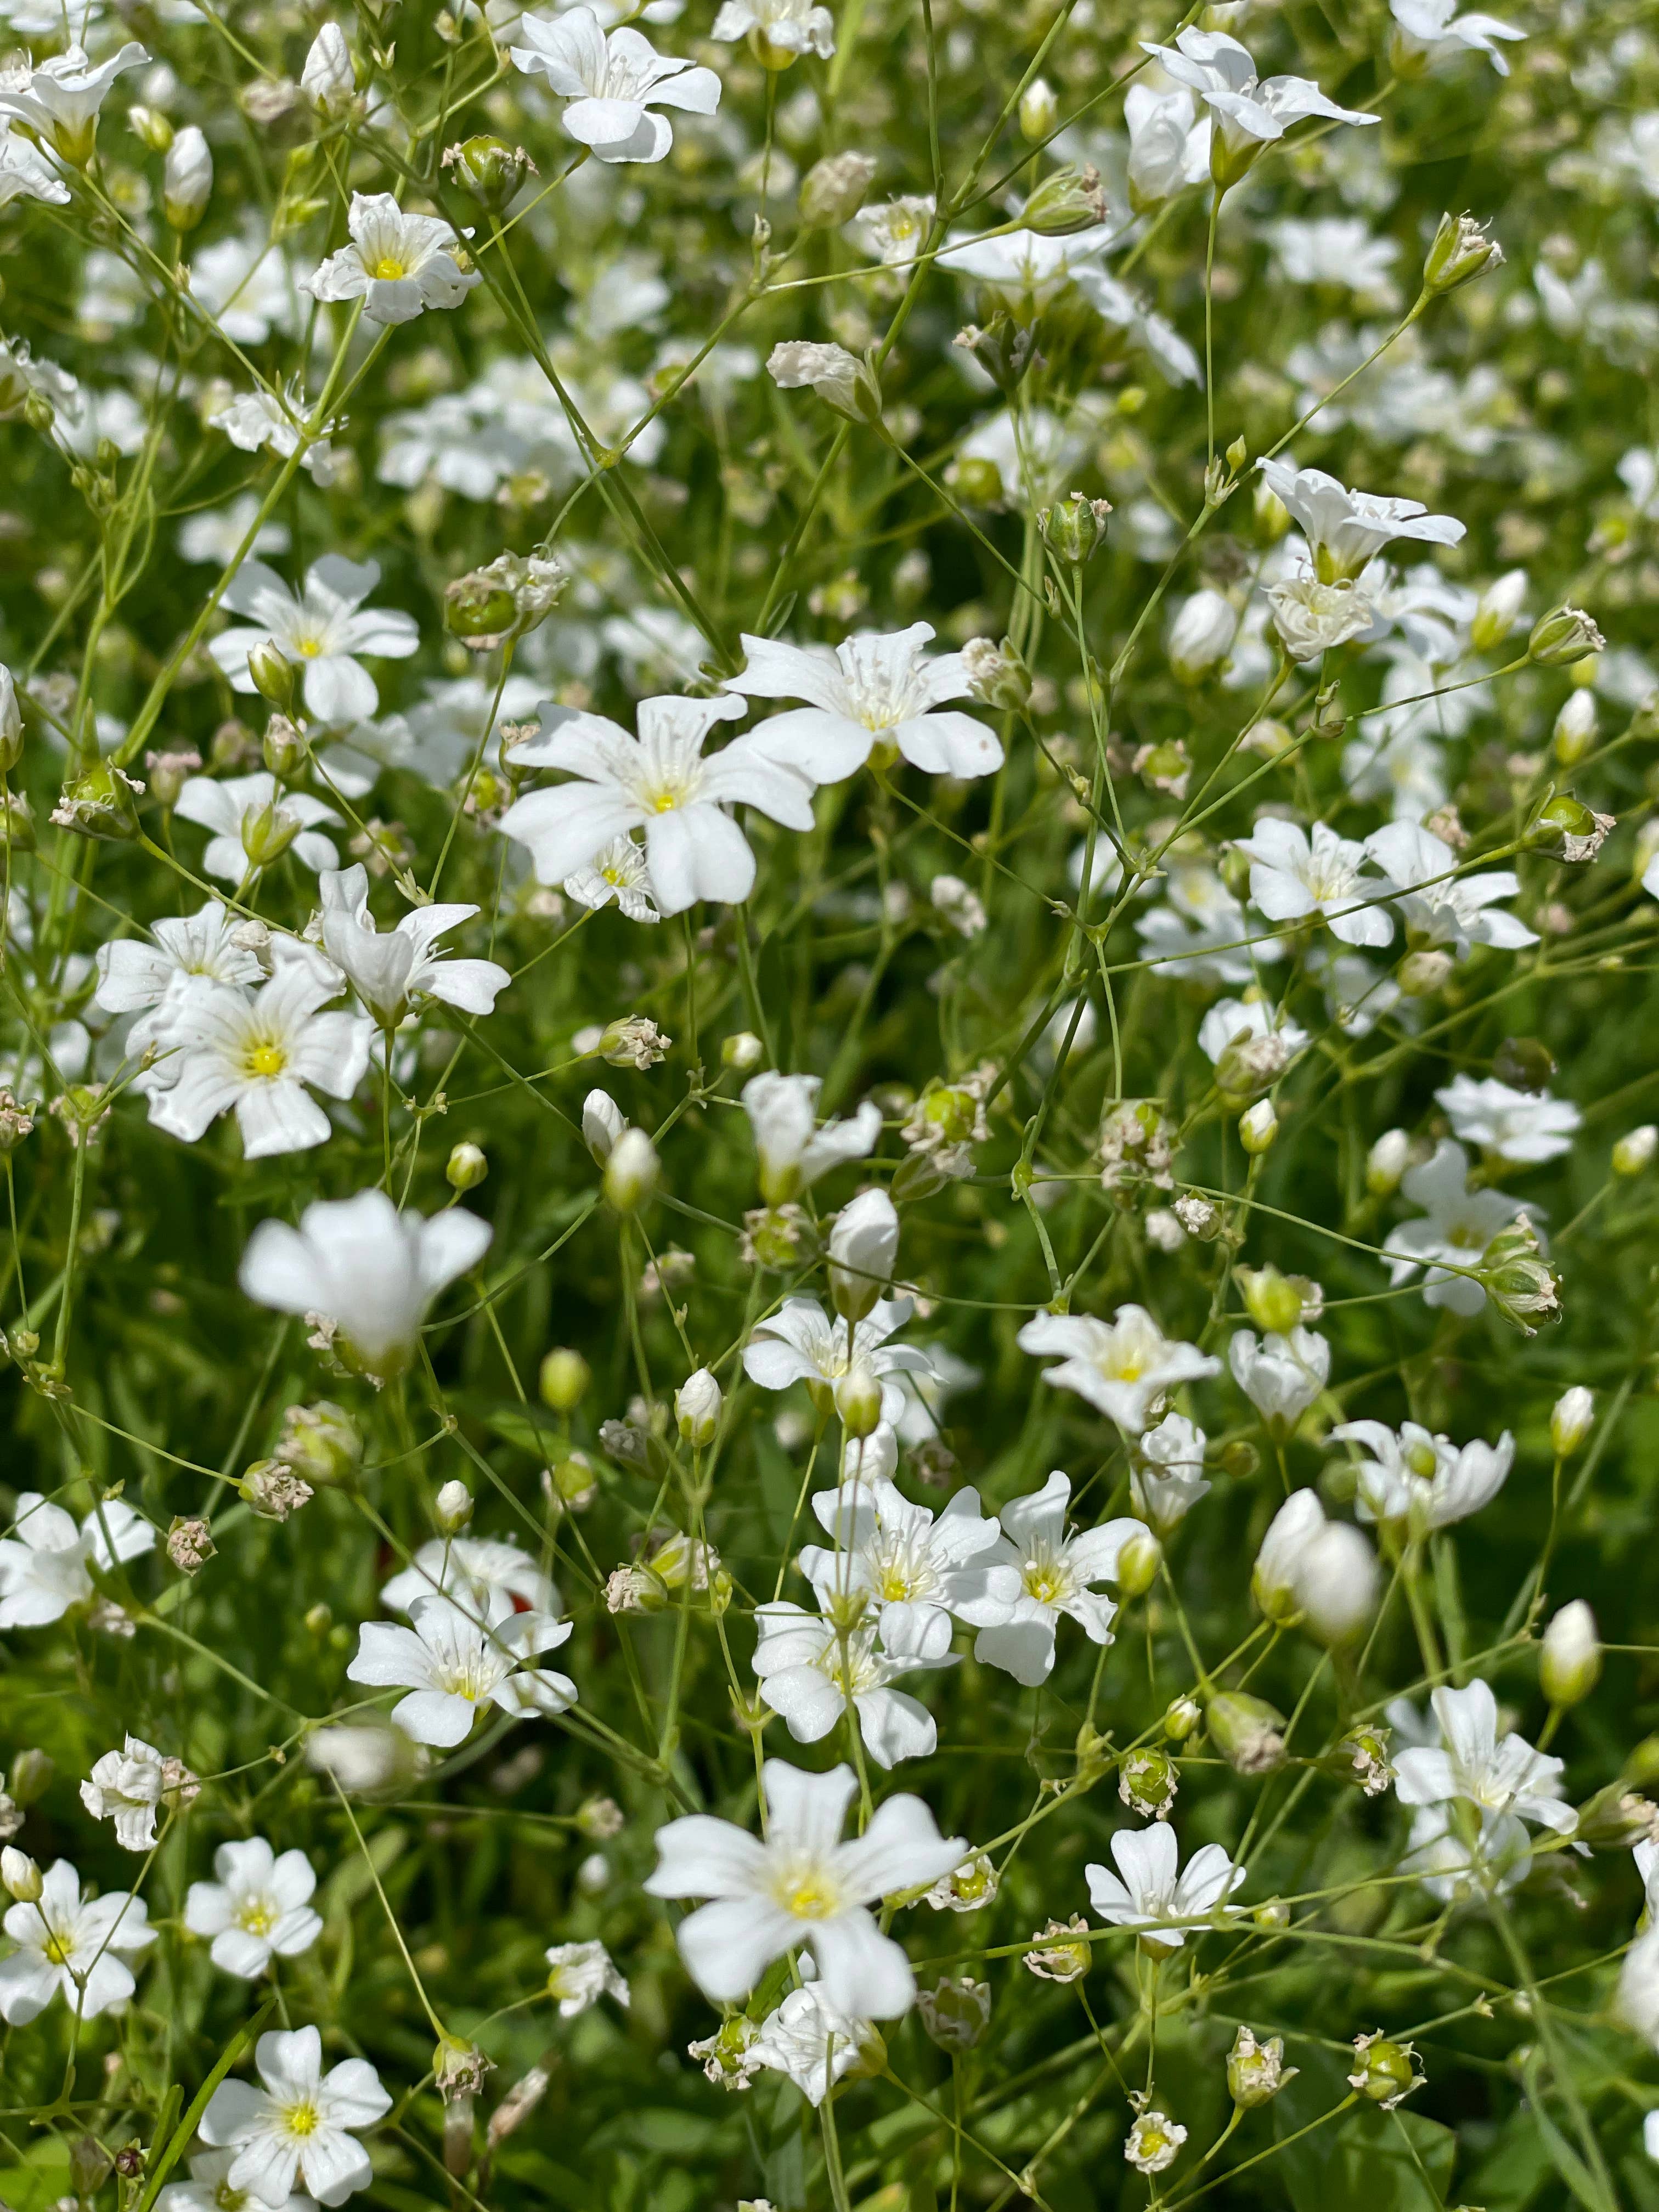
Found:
[0,41,147,166]
[1393,1681,1575,1833]
[743,1296,935,1428]
[0,1859,154,2024]
[498,692,815,915]
[315,865,509,1025]
[1016,1305,1220,1435]
[81,1736,180,1852]
[157,2147,317,2212]
[174,774,343,884]
[1364,822,1536,958]
[240,1189,492,1379]
[798,1478,1016,1646]
[95,904,265,1057]
[1140,29,1377,182]
[1435,1075,1581,1166]
[208,558,419,724]
[1255,459,1463,581]
[969,1471,1149,1688]
[752,1599,955,1768]
[751,1972,877,2106]
[301,193,479,326]
[1334,1417,1514,1533]
[1383,1139,1532,1315]
[185,1839,323,1980]
[1234,819,1393,947]
[711,0,834,60]
[1085,1825,1244,1952]
[0,118,69,206]
[644,1757,964,2016]
[0,1491,155,1630]
[200,2025,390,2209]
[381,1534,555,1619]
[1131,1414,1211,1534]
[546,1940,630,2017]
[510,7,721,163]
[1390,0,1524,76]
[565,833,661,922]
[347,1589,575,1746]
[741,1071,882,1204]
[727,624,1003,782]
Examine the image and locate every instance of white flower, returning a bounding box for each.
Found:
[936,225,1113,311]
[1016,1305,1220,1436]
[583,1087,627,1161]
[1141,28,1378,180]
[798,1478,1016,1645]
[0,1491,155,1630]
[510,8,720,163]
[1435,1075,1581,1165]
[1266,575,1377,662]
[199,2025,390,2209]
[1255,459,1463,582]
[545,1939,630,2017]
[191,222,303,348]
[301,193,478,326]
[1197,995,1308,1072]
[969,1471,1148,1688]
[1124,81,1210,208]
[178,494,291,567]
[0,1859,154,2023]
[0,41,147,166]
[1267,217,1400,301]
[81,1736,177,1852]
[644,1757,964,2016]
[207,558,419,724]
[767,338,874,417]
[347,1589,576,1747]
[1383,1139,1531,1316]
[1167,588,1238,680]
[1131,1414,1211,1534]
[241,1190,492,1379]
[742,1071,882,1203]
[1228,1328,1329,1436]
[752,1599,953,1768]
[144,962,373,1160]
[828,1187,901,1318]
[0,117,68,205]
[727,623,1002,782]
[174,775,343,884]
[1233,818,1392,948]
[1390,0,1523,76]
[565,834,661,922]
[1393,1680,1575,1834]
[743,1296,935,1428]
[381,1536,555,1619]
[210,386,343,486]
[1366,822,1536,956]
[847,195,935,269]
[158,2147,317,2212]
[751,1976,877,2106]
[1402,1803,1532,1902]
[184,1839,322,1979]
[1333,1418,1514,1533]
[1125,2112,1188,2175]
[1085,1824,1244,1951]
[711,0,834,60]
[315,866,509,1024]
[498,692,815,915]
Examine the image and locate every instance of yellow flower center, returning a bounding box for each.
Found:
[1023,1562,1063,1605]
[782,1872,838,1920]
[247,1042,287,1079]
[296,636,324,657]
[238,1900,275,1937]
[373,255,407,280]
[44,1932,73,1966]
[878,1565,912,1601]
[284,2100,321,2139]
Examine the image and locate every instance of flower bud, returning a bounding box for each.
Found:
[583,1088,627,1164]
[1553,687,1597,765]
[1118,1746,1177,1819]
[1550,1386,1593,1457]
[240,794,301,869]
[954,313,1041,393]
[1168,589,1237,682]
[766,340,883,424]
[1470,569,1527,655]
[1614,1125,1657,1176]
[960,634,1032,712]
[1115,1526,1162,1600]
[675,1367,722,1446]
[1039,490,1111,565]
[275,1400,362,1486]
[8,1750,53,1807]
[798,149,877,228]
[50,762,143,842]
[1347,2033,1423,2109]
[721,1030,764,1072]
[1022,161,1108,235]
[539,1346,590,1412]
[446,1141,488,1192]
[545,1450,597,1512]
[1540,1599,1600,1707]
[1206,1690,1286,1775]
[1019,78,1058,141]
[1228,2026,1296,2108]
[947,455,1005,507]
[603,1126,659,1214]
[1422,211,1503,295]
[828,1187,899,1322]
[0,663,21,774]
[1253,476,1290,543]
[441,134,536,214]
[1575,1783,1656,1849]
[1397,948,1454,997]
[2,1846,41,1902]
[1479,1215,1560,1335]
[834,1361,885,1438]
[1238,1099,1277,1154]
[302,22,358,117]
[1164,1694,1202,1742]
[434,1480,472,1535]
[307,1714,424,1799]
[246,636,296,713]
[1528,605,1605,667]
[261,714,308,780]
[129,105,174,153]
[1235,1264,1305,1338]
[1,791,32,853]
[1296,1522,1380,1646]
[163,125,212,232]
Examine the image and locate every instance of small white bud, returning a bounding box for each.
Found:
[1238,1099,1278,1155]
[582,1088,626,1165]
[1613,1125,1657,1176]
[675,1367,723,1446]
[827,1187,900,1322]
[302,22,357,117]
[1019,78,1058,142]
[162,124,212,231]
[1297,1522,1380,1646]
[1,1846,41,1901]
[435,1480,472,1534]
[1471,569,1527,655]
[834,1362,885,1438]
[1539,1599,1600,1708]
[1365,1129,1411,1197]
[1550,1387,1594,1458]
[1552,687,1596,765]
[721,1031,764,1072]
[1167,589,1237,682]
[603,1126,659,1214]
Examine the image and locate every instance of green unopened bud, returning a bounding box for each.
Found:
[1019,77,1058,142]
[1115,1527,1162,1600]
[675,1367,722,1446]
[50,761,143,842]
[1492,1036,1555,1093]
[129,105,174,153]
[834,1361,884,1437]
[8,1749,53,1807]
[603,1126,659,1214]
[440,134,536,214]
[1238,1099,1277,1155]
[952,313,1040,394]
[1,790,35,851]
[1539,1599,1600,1707]
[1613,1124,1657,1176]
[1347,2033,1423,2109]
[1235,1263,1305,1337]
[261,714,308,779]
[1573,1782,1656,1849]
[1550,1386,1593,1457]
[947,455,1006,507]
[446,1141,488,1192]
[1206,1690,1286,1775]
[1164,1694,1203,1742]
[246,637,296,713]
[1039,490,1111,565]
[1528,605,1605,667]
[1022,161,1108,235]
[0,663,20,774]
[240,794,301,869]
[539,1347,591,1411]
[798,149,877,228]
[1423,211,1503,296]
[961,634,1031,712]
[22,390,55,435]
[1228,2026,1296,2108]
[444,567,521,648]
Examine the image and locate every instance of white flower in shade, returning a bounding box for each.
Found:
[752,1599,953,1768]
[1434,1075,1581,1166]
[81,1737,183,1852]
[184,1840,322,1979]
[210,385,343,486]
[347,1590,576,1747]
[1393,1680,1575,1833]
[1255,460,1463,582]
[208,558,419,724]
[798,1479,1016,1645]
[644,1757,964,2016]
[1268,217,1401,300]
[546,1940,630,2017]
[239,1189,493,1379]
[1015,1305,1220,1436]
[1131,1414,1211,1534]
[0,1492,155,1630]
[726,624,1003,782]
[1228,1328,1329,1437]
[1197,997,1308,1069]
[1365,822,1536,956]
[1233,819,1392,948]
[315,866,510,1024]
[199,2026,390,2208]
[1124,81,1210,207]
[301,194,478,326]
[582,1088,627,1161]
[173,774,342,884]
[711,0,834,59]
[178,493,291,567]
[144,963,373,1159]
[498,693,815,915]
[1266,575,1376,662]
[1085,1825,1244,1952]
[847,194,936,270]
[741,1071,882,1203]
[751,1974,877,2106]
[743,1297,935,1428]
[158,2147,317,2212]
[1333,1418,1514,1533]
[1383,1139,1532,1316]
[969,1471,1148,1689]
[0,118,69,205]
[510,8,721,162]
[1126,2112,1188,2175]
[0,1860,154,2024]
[1401,1803,1532,1903]
[1141,29,1377,178]
[565,834,661,922]
[0,41,146,166]
[1390,0,1523,75]
[381,1536,555,1620]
